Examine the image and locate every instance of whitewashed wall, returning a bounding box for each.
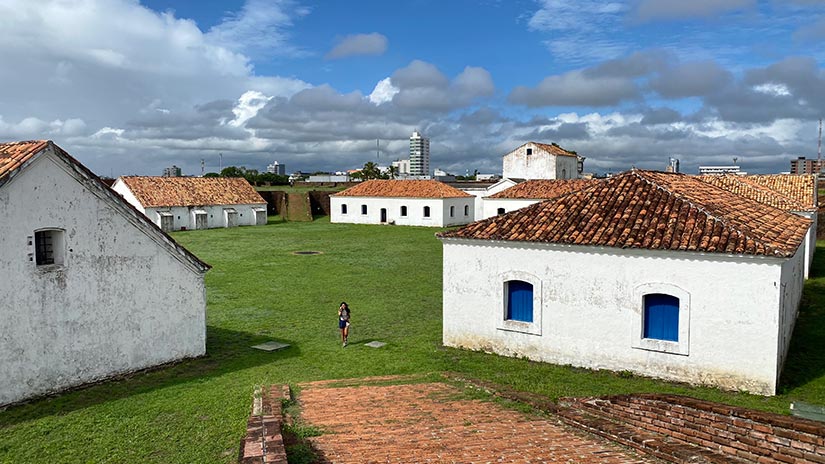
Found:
[143,204,266,231]
[0,152,207,406]
[502,143,579,180]
[481,198,539,220]
[459,179,517,219]
[797,211,817,278]
[330,196,474,227]
[441,238,804,395]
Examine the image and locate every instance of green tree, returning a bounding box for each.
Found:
[203,172,220,178]
[220,166,245,177]
[361,161,381,180]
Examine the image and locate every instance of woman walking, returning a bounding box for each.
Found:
[338,302,351,347]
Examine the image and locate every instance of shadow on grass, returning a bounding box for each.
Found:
[779,244,825,393]
[0,326,300,426]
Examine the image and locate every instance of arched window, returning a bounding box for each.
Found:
[464,205,469,216]
[449,205,455,217]
[341,204,347,215]
[643,294,679,341]
[34,228,65,266]
[400,205,408,216]
[561,168,567,178]
[361,204,367,215]
[506,280,533,322]
[497,208,505,215]
[423,206,431,217]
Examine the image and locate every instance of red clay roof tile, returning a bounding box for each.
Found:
[333,180,472,198]
[440,170,809,258]
[529,142,578,158]
[0,140,49,180]
[700,174,817,212]
[118,176,265,208]
[488,179,599,199]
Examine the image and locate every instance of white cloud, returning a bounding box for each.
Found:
[326,33,388,59]
[753,83,792,97]
[229,91,273,128]
[206,0,309,59]
[369,78,400,105]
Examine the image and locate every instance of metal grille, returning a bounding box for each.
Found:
[35,231,54,265]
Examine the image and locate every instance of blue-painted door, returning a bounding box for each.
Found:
[507,281,533,322]
[644,294,679,341]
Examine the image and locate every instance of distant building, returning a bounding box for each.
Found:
[409,131,430,177]
[790,157,824,175]
[331,180,474,227]
[112,176,268,231]
[481,179,598,219]
[476,174,500,181]
[267,160,286,175]
[434,168,455,182]
[307,174,350,182]
[666,157,680,173]
[698,165,745,175]
[502,142,580,180]
[392,159,410,176]
[163,165,182,177]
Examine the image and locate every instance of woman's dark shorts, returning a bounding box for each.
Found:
[339,319,348,329]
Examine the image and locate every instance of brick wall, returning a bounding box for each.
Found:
[239,385,290,464]
[308,190,335,216]
[575,394,825,463]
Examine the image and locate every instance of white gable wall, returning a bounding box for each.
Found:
[502,143,579,180]
[331,196,474,227]
[441,238,801,395]
[0,152,206,406]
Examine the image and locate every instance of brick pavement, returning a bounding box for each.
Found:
[296,379,659,463]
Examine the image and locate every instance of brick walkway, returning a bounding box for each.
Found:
[296,379,659,463]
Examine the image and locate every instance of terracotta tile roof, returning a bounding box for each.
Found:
[488,179,599,199]
[333,180,472,198]
[0,140,49,180]
[700,174,817,212]
[118,176,266,208]
[531,142,578,158]
[440,170,809,258]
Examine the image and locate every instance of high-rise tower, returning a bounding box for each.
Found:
[409,130,430,177]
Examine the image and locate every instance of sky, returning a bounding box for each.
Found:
[1,0,825,177]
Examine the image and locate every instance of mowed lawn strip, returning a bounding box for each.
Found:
[0,217,823,463]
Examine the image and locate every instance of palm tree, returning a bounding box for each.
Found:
[362,161,381,180]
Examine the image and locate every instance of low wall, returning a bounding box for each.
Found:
[575,394,825,463]
[239,385,290,464]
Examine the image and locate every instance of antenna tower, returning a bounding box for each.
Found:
[201,159,204,177]
[818,119,822,174]
[376,139,380,161]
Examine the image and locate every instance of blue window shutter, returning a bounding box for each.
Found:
[644,294,679,341]
[507,281,533,323]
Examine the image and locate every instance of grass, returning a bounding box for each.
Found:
[1,218,825,463]
[255,185,348,193]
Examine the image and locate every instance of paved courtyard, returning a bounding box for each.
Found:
[296,379,660,463]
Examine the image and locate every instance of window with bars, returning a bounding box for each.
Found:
[34,229,64,266]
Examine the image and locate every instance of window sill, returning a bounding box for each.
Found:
[632,338,688,356]
[35,264,65,273]
[497,319,541,336]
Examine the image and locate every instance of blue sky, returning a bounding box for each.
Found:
[1,0,824,176]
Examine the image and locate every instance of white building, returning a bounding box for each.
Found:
[439,170,809,395]
[409,131,430,177]
[0,140,210,406]
[698,165,745,175]
[502,142,581,180]
[330,179,474,227]
[267,160,286,175]
[391,159,410,176]
[112,176,268,232]
[453,178,520,220]
[481,179,596,219]
[700,174,818,278]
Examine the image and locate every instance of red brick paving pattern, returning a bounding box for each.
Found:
[297,380,659,463]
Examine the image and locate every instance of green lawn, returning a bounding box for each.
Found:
[1,218,825,463]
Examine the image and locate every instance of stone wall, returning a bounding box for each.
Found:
[239,385,290,464]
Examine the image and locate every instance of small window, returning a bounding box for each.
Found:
[361,204,367,215]
[423,206,431,217]
[35,229,65,266]
[401,206,408,216]
[449,205,455,217]
[526,148,533,155]
[497,208,505,215]
[464,205,469,216]
[341,204,348,215]
[644,294,679,342]
[506,280,533,322]
[561,168,567,178]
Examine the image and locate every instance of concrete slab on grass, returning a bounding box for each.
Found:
[252,341,291,352]
[365,341,386,348]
